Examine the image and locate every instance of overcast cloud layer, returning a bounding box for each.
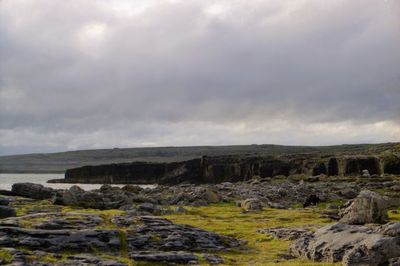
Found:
[0,0,400,155]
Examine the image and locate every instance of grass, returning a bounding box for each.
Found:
[164,203,339,266]
[11,199,62,216]
[9,196,400,265]
[0,249,13,264]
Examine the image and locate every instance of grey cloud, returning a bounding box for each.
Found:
[0,0,399,154]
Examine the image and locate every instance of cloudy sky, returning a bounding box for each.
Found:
[0,0,399,155]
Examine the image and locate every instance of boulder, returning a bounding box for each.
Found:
[258,227,311,240]
[0,206,16,219]
[0,197,10,206]
[290,223,400,265]
[337,188,359,199]
[339,190,388,225]
[377,222,400,237]
[122,185,143,194]
[11,183,55,200]
[362,169,371,177]
[303,194,320,208]
[127,216,244,252]
[0,226,121,252]
[240,198,262,212]
[203,254,224,265]
[137,203,162,215]
[204,188,221,203]
[53,185,131,210]
[130,251,197,264]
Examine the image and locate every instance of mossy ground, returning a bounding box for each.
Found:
[7,196,400,265]
[164,203,340,266]
[0,249,13,264]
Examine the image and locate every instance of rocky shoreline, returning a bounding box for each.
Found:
[0,175,399,265]
[50,154,400,185]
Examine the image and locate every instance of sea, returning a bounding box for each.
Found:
[0,173,156,191]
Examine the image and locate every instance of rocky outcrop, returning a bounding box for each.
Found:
[344,156,381,176]
[11,183,56,199]
[383,153,400,175]
[240,198,263,212]
[0,209,244,265]
[63,159,203,184]
[0,226,121,252]
[339,190,388,225]
[53,185,136,210]
[58,153,399,185]
[0,248,127,266]
[127,216,243,252]
[130,251,197,264]
[0,206,16,219]
[290,222,400,265]
[258,227,311,240]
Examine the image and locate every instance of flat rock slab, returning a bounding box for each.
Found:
[0,212,103,230]
[127,216,244,252]
[339,190,388,225]
[0,226,120,252]
[130,251,198,264]
[290,222,400,265]
[258,227,312,240]
[0,248,126,266]
[11,183,56,200]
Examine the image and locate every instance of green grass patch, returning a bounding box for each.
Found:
[164,203,339,266]
[0,249,13,264]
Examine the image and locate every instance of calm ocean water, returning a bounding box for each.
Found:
[0,173,156,191]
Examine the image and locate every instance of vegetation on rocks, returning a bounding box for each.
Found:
[164,203,340,265]
[1,174,400,265]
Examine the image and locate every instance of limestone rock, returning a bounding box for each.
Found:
[0,197,11,206]
[53,185,131,210]
[130,251,197,264]
[290,223,400,265]
[240,198,262,212]
[11,183,55,200]
[57,254,126,266]
[0,226,121,252]
[258,227,311,240]
[362,169,371,177]
[202,254,224,265]
[377,222,400,237]
[127,216,244,252]
[339,190,388,225]
[0,206,16,219]
[137,202,162,214]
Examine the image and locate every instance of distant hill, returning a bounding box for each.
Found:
[0,142,399,173]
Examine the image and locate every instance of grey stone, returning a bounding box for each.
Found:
[127,216,244,252]
[0,226,120,252]
[130,251,197,264]
[11,183,55,200]
[0,197,11,206]
[240,198,262,212]
[258,227,311,240]
[290,223,400,265]
[377,222,400,237]
[0,206,16,219]
[203,254,224,265]
[339,190,388,225]
[53,185,131,210]
[362,169,371,177]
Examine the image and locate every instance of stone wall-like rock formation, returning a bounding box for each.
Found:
[64,159,203,185]
[59,154,400,185]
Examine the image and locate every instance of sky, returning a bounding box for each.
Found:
[0,0,400,155]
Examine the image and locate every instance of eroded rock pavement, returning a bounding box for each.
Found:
[0,178,399,265]
[0,189,244,265]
